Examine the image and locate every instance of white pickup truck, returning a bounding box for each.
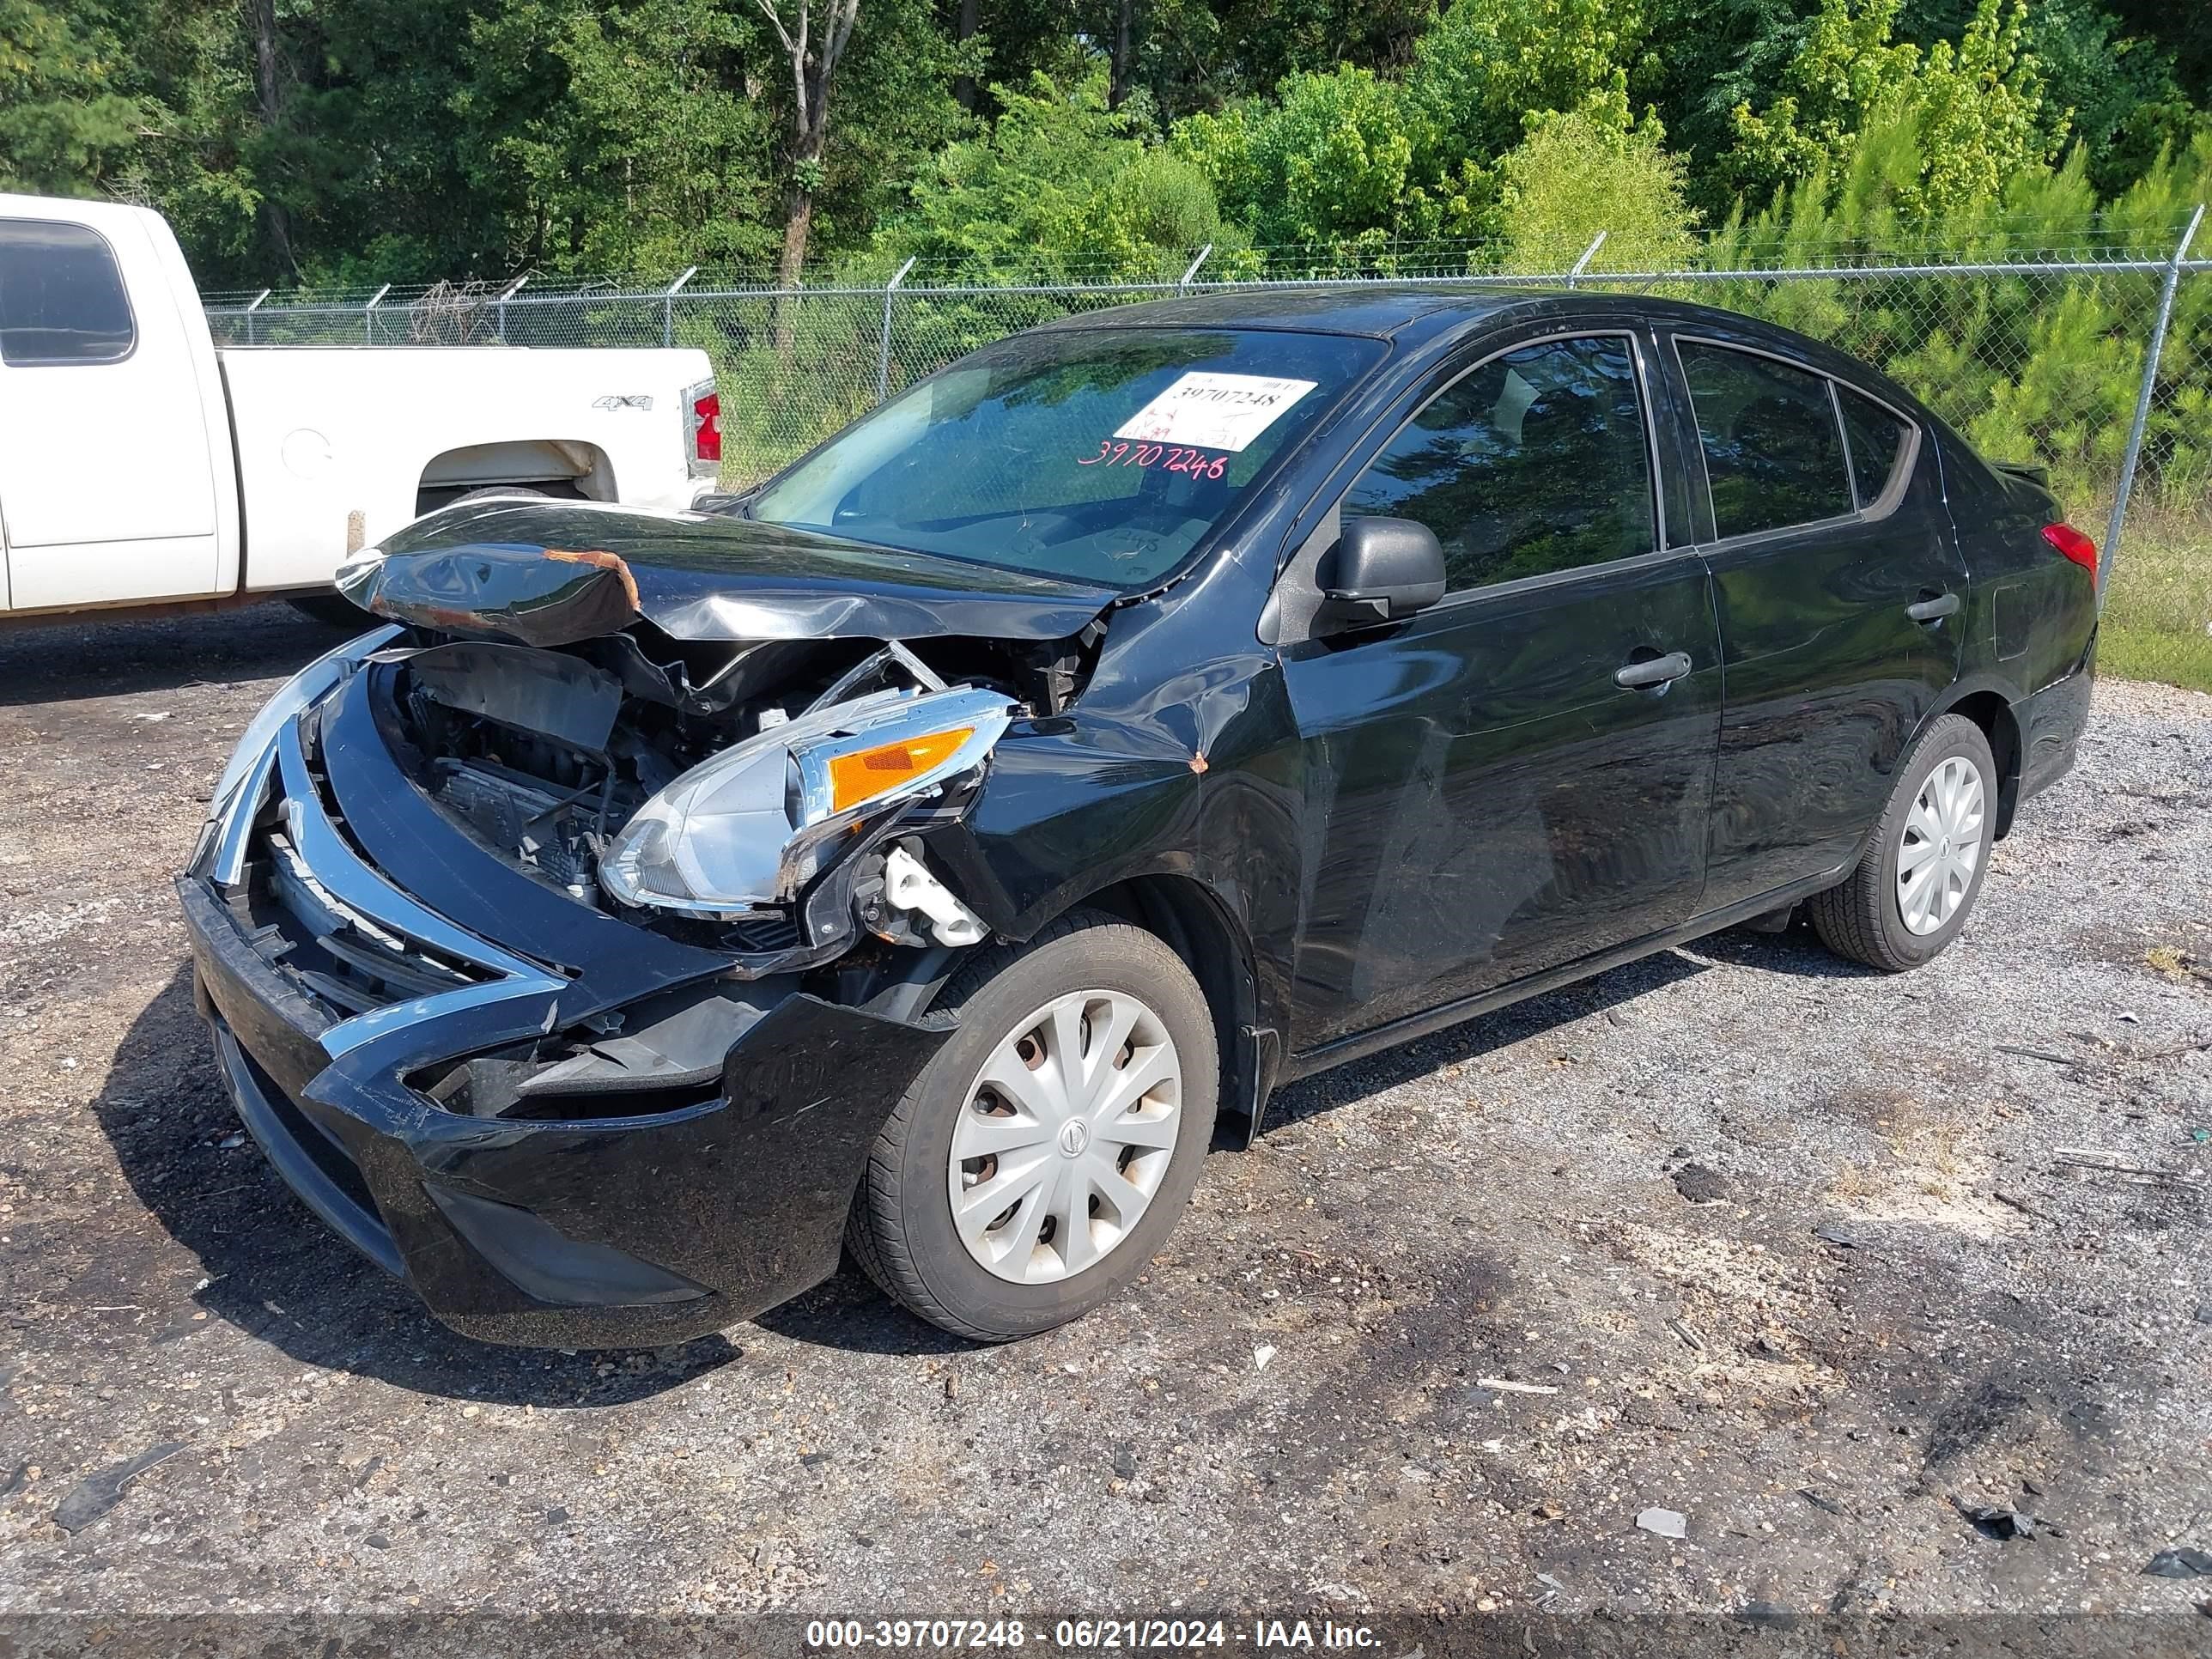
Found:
[0,192,721,625]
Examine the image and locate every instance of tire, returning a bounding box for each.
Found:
[846,909,1219,1341]
[451,485,548,504]
[1808,713,1996,972]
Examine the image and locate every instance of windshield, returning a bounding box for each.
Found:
[750,327,1387,587]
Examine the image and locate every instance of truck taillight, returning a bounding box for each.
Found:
[684,379,720,477]
[2041,522,2096,578]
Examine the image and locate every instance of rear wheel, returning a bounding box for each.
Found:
[846,910,1218,1341]
[450,484,550,505]
[1808,713,1996,971]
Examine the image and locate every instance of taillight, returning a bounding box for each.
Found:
[684,378,720,476]
[2041,522,2096,578]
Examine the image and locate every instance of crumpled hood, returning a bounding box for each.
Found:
[343,499,1121,647]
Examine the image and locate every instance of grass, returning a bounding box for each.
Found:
[2100,503,2212,693]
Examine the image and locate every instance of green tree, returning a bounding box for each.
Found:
[0,1,148,195]
[1175,65,1427,249]
[1496,111,1698,273]
[457,0,781,276]
[112,1,264,281]
[1722,0,2055,217]
[756,0,862,287]
[1170,0,1658,261]
[884,69,1224,281]
[1131,0,1437,118]
[2008,0,2200,198]
[1404,0,1651,169]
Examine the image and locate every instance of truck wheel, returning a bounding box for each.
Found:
[1808,713,1996,972]
[846,910,1218,1341]
[451,485,548,504]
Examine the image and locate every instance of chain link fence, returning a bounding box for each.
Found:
[205,226,2209,571]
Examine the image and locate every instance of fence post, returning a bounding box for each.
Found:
[878,257,917,404]
[664,266,697,348]
[2104,204,2203,607]
[1179,244,1213,295]
[495,275,529,343]
[1567,232,1608,290]
[362,283,391,345]
[244,288,270,348]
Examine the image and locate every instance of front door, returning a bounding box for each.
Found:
[1659,333,1969,909]
[1279,329,1723,1048]
[0,213,222,611]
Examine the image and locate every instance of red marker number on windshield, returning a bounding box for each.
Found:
[1077,439,1228,479]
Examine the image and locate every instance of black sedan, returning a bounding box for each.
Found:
[178,288,2099,1345]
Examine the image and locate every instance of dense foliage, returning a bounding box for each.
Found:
[4,0,2203,289]
[11,1,2212,528]
[9,0,2206,675]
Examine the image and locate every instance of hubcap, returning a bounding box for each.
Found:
[1896,754,1985,936]
[946,989,1182,1285]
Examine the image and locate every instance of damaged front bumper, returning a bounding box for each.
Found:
[177,648,951,1348]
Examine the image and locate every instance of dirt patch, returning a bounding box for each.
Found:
[1,611,2209,1618]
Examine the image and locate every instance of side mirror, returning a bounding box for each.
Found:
[1314,516,1448,634]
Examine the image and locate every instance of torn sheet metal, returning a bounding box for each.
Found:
[350,499,1121,647]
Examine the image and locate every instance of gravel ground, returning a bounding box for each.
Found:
[0,605,2208,1621]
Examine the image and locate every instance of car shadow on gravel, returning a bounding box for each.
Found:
[0,601,354,708]
[1264,913,1882,1129]
[1689,916,1887,979]
[94,964,740,1406]
[750,1274,980,1356]
[1265,947,1714,1128]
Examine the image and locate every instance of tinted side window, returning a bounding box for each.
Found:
[1838,386,1911,509]
[0,221,136,366]
[1343,334,1656,591]
[1679,343,1851,539]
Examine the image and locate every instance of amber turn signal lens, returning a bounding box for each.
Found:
[827,727,975,813]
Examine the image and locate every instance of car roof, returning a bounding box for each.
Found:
[1037,284,1557,342]
[1036,283,1939,422]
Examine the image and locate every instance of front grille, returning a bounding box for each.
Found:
[723,910,802,953]
[249,828,486,1017]
[216,707,502,1022]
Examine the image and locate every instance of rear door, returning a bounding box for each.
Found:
[1658,331,1966,910]
[1279,326,1722,1048]
[0,210,222,610]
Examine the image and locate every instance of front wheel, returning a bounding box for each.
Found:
[846,910,1218,1341]
[1808,712,1996,972]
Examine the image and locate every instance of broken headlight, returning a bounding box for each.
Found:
[597,684,1013,919]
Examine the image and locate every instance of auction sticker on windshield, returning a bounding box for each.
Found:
[1114,372,1317,453]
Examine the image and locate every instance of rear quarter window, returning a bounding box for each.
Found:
[1679,342,1852,539]
[1836,386,1913,509]
[0,220,136,366]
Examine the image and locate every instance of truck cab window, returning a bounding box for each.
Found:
[0,221,136,366]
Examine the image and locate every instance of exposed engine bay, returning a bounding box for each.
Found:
[367,620,1098,961]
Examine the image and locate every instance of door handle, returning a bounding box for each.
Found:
[1906,592,1960,623]
[1613,650,1693,691]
